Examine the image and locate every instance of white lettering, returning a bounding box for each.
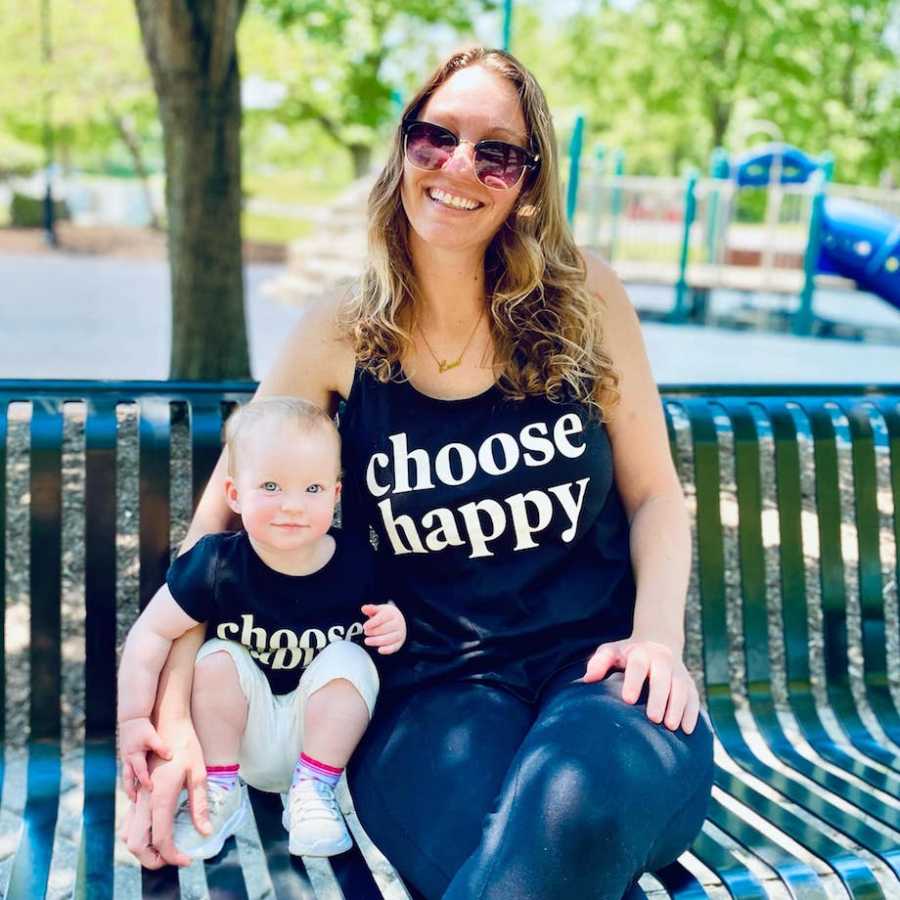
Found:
[434,442,478,486]
[548,478,591,541]
[298,628,327,667]
[365,452,391,497]
[346,622,364,639]
[554,413,586,459]
[520,421,555,466]
[272,647,303,669]
[378,498,426,555]
[217,621,239,640]
[422,507,465,552]
[269,628,297,650]
[478,432,519,476]
[390,433,434,494]
[506,490,554,550]
[327,624,346,642]
[240,614,268,653]
[457,498,506,559]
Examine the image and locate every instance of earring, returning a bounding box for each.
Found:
[516,204,537,218]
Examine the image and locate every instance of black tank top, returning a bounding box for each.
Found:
[339,366,636,702]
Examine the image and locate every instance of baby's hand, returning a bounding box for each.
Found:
[118,716,172,802]
[361,603,407,655]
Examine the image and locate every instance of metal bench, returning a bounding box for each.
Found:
[1,379,898,899]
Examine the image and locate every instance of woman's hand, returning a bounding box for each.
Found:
[123,717,210,868]
[120,787,166,870]
[582,635,701,734]
[361,603,407,654]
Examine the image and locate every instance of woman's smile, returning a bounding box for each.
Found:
[426,187,485,212]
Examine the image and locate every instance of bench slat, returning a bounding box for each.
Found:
[4,382,900,898]
[138,398,173,613]
[685,399,889,895]
[80,397,120,899]
[0,399,7,748]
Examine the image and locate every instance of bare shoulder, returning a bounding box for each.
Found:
[578,247,636,323]
[577,246,644,376]
[256,291,356,413]
[576,248,679,514]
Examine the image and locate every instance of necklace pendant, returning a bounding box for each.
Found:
[438,359,461,374]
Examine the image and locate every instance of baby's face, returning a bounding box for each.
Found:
[227,420,341,554]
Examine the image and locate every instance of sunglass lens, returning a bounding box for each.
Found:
[475,142,527,189]
[406,123,455,170]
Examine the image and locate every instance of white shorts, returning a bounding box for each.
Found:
[195,637,380,793]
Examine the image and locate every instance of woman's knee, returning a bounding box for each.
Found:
[514,720,713,865]
[514,749,628,857]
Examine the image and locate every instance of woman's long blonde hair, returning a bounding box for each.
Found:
[340,46,620,418]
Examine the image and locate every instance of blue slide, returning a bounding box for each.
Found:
[733,144,900,310]
[818,198,900,309]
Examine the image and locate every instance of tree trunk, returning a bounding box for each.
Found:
[710,97,731,155]
[134,0,250,380]
[349,143,372,179]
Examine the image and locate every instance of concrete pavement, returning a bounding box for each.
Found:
[1,253,898,385]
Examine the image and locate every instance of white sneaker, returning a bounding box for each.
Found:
[282,778,352,857]
[173,780,248,860]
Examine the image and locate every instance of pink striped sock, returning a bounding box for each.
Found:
[293,752,343,788]
[207,764,240,791]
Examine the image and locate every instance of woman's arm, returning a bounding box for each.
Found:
[141,295,356,864]
[578,250,700,734]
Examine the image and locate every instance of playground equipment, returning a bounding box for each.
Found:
[566,121,900,336]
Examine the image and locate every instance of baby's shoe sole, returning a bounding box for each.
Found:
[288,830,353,857]
[182,791,249,861]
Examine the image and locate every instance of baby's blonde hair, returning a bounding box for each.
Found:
[224,397,340,478]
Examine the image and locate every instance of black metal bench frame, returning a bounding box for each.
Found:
[1,379,899,899]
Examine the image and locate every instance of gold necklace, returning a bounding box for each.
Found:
[417,308,485,374]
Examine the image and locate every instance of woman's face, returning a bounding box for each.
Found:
[401,65,529,255]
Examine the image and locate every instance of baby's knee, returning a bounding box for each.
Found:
[193,647,240,689]
[305,640,379,700]
[313,638,373,670]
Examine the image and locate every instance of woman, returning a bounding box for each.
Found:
[125,47,714,899]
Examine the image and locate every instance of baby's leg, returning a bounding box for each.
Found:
[302,678,370,767]
[173,641,254,860]
[191,649,248,764]
[285,640,380,856]
[295,640,380,763]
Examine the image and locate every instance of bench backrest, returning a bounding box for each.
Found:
[1,381,898,748]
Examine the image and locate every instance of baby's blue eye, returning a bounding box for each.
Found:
[262,481,279,492]
[306,484,323,494]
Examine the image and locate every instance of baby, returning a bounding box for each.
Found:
[117,397,406,859]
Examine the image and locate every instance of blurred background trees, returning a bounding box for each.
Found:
[5,0,896,190]
[2,0,897,376]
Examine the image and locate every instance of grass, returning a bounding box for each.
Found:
[242,168,355,245]
[242,212,315,245]
[243,169,352,208]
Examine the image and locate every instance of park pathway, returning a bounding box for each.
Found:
[2,248,899,384]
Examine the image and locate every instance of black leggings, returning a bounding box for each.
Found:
[348,662,715,900]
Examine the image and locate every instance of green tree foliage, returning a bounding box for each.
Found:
[0,0,158,175]
[516,0,899,184]
[249,0,498,176]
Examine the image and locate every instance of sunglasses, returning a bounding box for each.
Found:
[402,119,541,191]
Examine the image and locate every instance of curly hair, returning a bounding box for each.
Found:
[339,46,620,419]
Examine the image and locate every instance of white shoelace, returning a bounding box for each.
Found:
[290,779,340,824]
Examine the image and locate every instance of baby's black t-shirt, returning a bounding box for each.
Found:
[166,529,385,694]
